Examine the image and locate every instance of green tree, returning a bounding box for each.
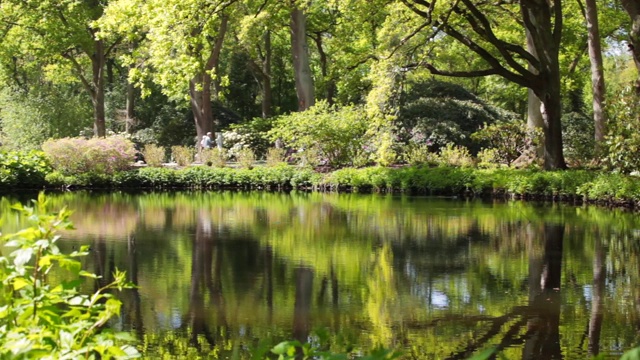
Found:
[0,0,120,137]
[395,0,567,169]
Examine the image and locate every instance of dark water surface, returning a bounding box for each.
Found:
[2,191,640,359]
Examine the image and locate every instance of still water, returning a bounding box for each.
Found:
[1,191,640,359]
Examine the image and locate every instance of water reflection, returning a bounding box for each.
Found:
[1,192,639,358]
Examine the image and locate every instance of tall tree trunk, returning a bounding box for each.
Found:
[191,16,229,144]
[621,0,640,89]
[190,72,214,146]
[584,0,607,147]
[262,30,273,118]
[522,0,567,169]
[290,6,315,111]
[91,40,106,137]
[526,28,545,162]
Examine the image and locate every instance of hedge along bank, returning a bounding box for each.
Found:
[3,149,640,207]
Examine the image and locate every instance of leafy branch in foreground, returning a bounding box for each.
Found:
[0,192,139,359]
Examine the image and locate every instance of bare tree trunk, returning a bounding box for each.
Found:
[290,6,315,111]
[581,0,607,149]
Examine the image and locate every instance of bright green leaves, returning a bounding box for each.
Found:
[0,193,138,359]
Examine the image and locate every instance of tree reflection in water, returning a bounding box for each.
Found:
[4,192,639,358]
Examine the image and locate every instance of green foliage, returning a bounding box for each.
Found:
[0,193,138,359]
[0,150,51,189]
[142,144,166,167]
[374,130,397,167]
[0,87,92,151]
[224,118,275,160]
[604,87,640,173]
[202,148,227,168]
[235,148,256,169]
[403,144,437,167]
[270,340,401,360]
[42,136,136,176]
[137,167,179,188]
[170,146,194,167]
[266,148,287,167]
[562,112,596,167]
[471,121,540,166]
[398,80,519,154]
[269,102,372,167]
[476,149,500,169]
[437,144,474,168]
[577,172,640,201]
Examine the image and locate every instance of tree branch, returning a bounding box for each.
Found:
[458,0,537,75]
[62,52,95,99]
[440,23,530,86]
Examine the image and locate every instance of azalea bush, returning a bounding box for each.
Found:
[0,193,138,358]
[42,136,136,176]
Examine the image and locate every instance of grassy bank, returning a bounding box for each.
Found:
[3,158,640,208]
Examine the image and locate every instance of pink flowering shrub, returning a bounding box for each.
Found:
[42,136,136,175]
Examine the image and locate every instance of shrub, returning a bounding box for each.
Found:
[476,148,500,169]
[268,101,372,167]
[202,148,227,168]
[42,136,136,175]
[437,144,474,167]
[143,144,166,167]
[0,150,51,188]
[604,87,640,173]
[222,118,274,160]
[171,145,194,166]
[235,147,255,169]
[471,121,540,166]
[404,144,438,166]
[0,193,138,358]
[397,79,519,154]
[266,147,286,167]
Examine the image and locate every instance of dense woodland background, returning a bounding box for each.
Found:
[1,0,639,171]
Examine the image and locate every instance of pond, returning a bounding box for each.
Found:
[1,191,639,359]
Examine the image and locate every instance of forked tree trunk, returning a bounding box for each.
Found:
[190,16,229,143]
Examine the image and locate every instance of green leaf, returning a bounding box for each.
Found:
[621,347,640,360]
[272,341,297,355]
[13,277,30,290]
